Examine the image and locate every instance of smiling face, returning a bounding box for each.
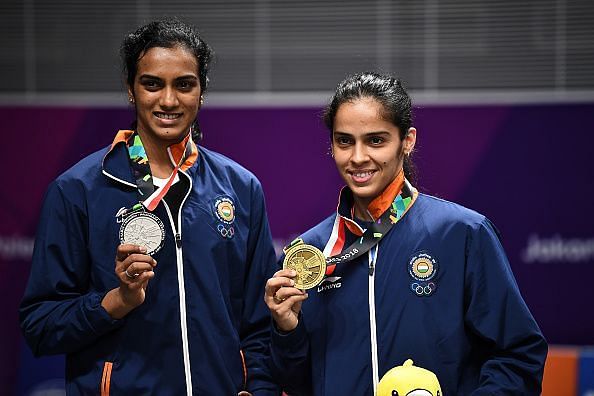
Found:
[332,97,416,212]
[129,45,201,147]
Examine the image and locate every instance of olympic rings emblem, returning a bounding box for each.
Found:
[217,224,235,239]
[411,282,436,296]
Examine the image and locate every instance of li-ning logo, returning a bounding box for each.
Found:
[317,276,342,293]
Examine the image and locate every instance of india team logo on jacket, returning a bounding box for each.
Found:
[408,252,438,296]
[215,197,235,224]
[214,196,235,239]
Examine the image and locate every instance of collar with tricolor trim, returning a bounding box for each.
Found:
[336,170,413,236]
[109,130,198,170]
[322,172,419,275]
[103,129,199,188]
[104,130,198,214]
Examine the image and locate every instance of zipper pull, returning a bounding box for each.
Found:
[368,261,375,276]
[175,233,182,248]
[368,246,377,276]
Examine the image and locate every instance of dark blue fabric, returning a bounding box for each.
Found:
[20,143,279,395]
[271,194,547,395]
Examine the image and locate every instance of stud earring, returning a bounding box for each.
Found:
[128,96,135,104]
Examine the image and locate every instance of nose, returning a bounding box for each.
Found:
[160,86,179,108]
[350,142,369,165]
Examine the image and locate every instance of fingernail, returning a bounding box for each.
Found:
[290,270,296,276]
[153,259,157,265]
[139,246,147,253]
[290,280,295,286]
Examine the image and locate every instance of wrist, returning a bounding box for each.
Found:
[274,318,298,334]
[101,288,136,319]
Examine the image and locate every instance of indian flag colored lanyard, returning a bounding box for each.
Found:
[116,132,194,255]
[323,180,417,276]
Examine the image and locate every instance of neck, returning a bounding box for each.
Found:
[351,168,405,221]
[352,197,374,221]
[136,131,175,178]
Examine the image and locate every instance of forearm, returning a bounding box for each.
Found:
[20,291,122,356]
[471,334,547,395]
[269,319,312,395]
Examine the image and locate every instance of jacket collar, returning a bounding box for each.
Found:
[102,130,137,187]
[102,130,199,187]
[336,170,407,236]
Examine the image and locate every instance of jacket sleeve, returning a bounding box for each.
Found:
[269,313,313,396]
[240,180,281,395]
[465,218,547,395]
[19,181,121,356]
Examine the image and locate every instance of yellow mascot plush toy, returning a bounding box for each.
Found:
[377,359,442,396]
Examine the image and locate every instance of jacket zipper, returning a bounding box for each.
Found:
[368,245,379,395]
[163,170,193,396]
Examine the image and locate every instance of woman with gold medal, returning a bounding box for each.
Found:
[264,72,547,395]
[20,19,278,395]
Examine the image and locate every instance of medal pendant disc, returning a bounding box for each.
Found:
[119,211,165,255]
[282,242,326,290]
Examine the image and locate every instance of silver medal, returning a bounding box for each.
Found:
[119,211,165,255]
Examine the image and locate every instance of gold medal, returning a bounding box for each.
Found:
[282,239,327,290]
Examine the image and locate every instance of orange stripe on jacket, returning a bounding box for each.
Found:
[101,362,113,396]
[240,349,248,390]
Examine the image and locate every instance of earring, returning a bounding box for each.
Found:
[128,96,135,104]
[199,96,204,106]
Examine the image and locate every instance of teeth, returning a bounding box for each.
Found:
[155,113,180,119]
[353,171,373,178]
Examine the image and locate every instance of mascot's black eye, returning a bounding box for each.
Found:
[392,391,399,396]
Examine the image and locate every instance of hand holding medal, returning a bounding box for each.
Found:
[101,244,157,319]
[264,267,308,333]
[264,239,326,332]
[282,239,326,290]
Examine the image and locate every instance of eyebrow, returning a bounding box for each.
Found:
[333,131,391,137]
[138,74,198,81]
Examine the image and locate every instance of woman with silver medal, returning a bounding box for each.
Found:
[20,19,278,395]
[264,72,547,395]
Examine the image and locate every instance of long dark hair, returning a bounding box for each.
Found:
[323,72,417,183]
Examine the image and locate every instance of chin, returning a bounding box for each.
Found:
[157,128,187,140]
[349,185,377,200]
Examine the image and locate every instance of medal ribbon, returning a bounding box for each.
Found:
[322,179,417,275]
[118,130,196,214]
